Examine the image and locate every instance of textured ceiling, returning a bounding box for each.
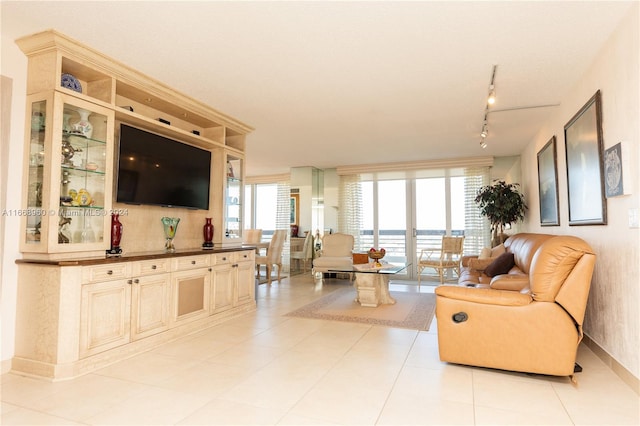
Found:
[2,1,634,176]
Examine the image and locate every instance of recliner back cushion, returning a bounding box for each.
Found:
[504,233,553,274]
[529,236,595,302]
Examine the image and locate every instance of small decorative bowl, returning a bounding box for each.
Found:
[368,249,386,266]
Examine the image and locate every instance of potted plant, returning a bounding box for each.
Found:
[475,180,528,246]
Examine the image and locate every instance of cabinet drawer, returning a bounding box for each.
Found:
[211,252,232,265]
[82,263,131,283]
[132,259,171,276]
[171,255,210,271]
[232,250,255,263]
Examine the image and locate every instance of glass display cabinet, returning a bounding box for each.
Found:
[20,92,114,257]
[224,154,243,242]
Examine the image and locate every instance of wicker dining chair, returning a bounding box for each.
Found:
[417,236,465,287]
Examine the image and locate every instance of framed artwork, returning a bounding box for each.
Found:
[537,136,560,226]
[290,193,299,225]
[564,90,607,225]
[604,142,624,197]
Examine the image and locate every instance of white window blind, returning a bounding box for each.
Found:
[276,180,291,272]
[464,167,491,253]
[338,174,363,250]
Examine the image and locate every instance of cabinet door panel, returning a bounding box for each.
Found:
[131,273,171,341]
[80,279,131,357]
[211,263,233,313]
[235,260,255,306]
[171,268,210,325]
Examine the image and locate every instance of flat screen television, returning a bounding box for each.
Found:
[116,123,211,210]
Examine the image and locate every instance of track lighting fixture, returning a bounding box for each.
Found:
[487,65,497,105]
[477,65,497,149]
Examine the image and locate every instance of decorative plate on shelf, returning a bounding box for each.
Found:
[61,73,82,93]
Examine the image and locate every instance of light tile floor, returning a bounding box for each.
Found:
[2,273,639,425]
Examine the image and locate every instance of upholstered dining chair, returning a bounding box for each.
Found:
[242,229,263,244]
[255,229,287,285]
[417,235,465,287]
[243,228,265,254]
[291,231,314,273]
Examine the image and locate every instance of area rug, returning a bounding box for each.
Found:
[285,287,436,331]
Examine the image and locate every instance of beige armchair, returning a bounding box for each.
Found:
[435,234,596,377]
[312,233,354,277]
[255,230,287,285]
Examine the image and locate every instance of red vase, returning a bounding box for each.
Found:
[203,217,214,249]
[107,213,123,255]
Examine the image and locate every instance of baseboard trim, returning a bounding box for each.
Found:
[583,334,639,395]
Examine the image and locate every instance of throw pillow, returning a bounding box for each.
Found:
[484,252,515,277]
[468,257,495,271]
[490,243,506,257]
[478,247,492,259]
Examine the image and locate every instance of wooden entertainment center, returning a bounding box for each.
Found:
[12,30,256,380]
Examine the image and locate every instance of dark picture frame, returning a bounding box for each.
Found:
[564,90,607,225]
[537,136,560,226]
[604,142,624,197]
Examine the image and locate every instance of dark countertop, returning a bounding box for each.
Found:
[16,245,257,266]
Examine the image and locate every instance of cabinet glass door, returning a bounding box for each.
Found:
[24,99,47,245]
[58,101,109,247]
[225,155,243,240]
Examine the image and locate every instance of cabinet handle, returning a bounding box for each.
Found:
[208,268,212,272]
[191,260,196,265]
[107,270,113,275]
[243,254,248,258]
[222,257,227,261]
[134,278,139,284]
[127,279,133,285]
[233,264,238,268]
[151,265,157,270]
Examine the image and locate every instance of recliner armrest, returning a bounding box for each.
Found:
[435,285,532,306]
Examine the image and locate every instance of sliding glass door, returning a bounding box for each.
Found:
[358,173,466,282]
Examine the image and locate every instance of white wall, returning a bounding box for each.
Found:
[323,168,339,233]
[520,5,639,378]
[1,30,28,371]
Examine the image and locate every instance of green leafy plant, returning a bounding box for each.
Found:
[475,180,528,246]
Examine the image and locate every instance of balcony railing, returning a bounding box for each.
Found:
[358,229,465,263]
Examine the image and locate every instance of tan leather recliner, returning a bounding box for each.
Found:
[435,233,596,376]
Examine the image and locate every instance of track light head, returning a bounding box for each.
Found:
[480,124,488,138]
[487,88,496,105]
[479,139,487,149]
